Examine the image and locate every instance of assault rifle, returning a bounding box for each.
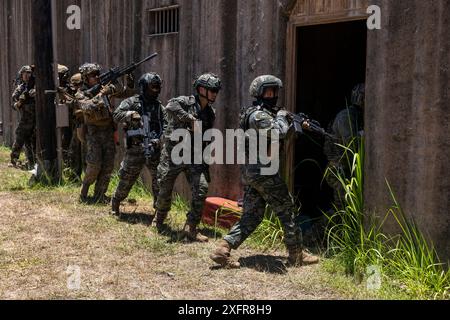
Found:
[85,52,158,98]
[13,81,36,110]
[126,113,160,160]
[288,112,334,139]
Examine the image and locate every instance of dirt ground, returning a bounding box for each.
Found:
[0,150,353,300]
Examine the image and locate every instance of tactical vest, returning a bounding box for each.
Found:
[239,104,260,131]
[140,96,164,136]
[79,86,113,127]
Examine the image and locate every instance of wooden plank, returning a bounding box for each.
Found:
[31,0,58,176]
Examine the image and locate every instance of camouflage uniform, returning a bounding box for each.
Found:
[324,84,364,209]
[62,73,85,180]
[224,104,302,252]
[57,64,76,172]
[77,63,123,202]
[156,95,215,226]
[112,91,166,208]
[211,75,319,268]
[10,65,36,168]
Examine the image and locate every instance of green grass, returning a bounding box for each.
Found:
[247,207,285,251]
[324,138,450,300]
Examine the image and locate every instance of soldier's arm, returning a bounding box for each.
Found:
[248,110,290,140]
[75,91,102,113]
[334,111,358,146]
[113,98,137,124]
[161,104,168,133]
[165,99,197,124]
[12,84,25,103]
[101,79,125,97]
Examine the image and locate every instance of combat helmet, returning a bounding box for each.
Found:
[58,64,70,85]
[351,83,365,107]
[79,63,101,83]
[193,73,222,92]
[18,65,34,75]
[249,75,283,99]
[138,72,163,96]
[70,73,82,86]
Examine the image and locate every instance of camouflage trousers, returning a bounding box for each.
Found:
[11,112,36,167]
[325,162,347,211]
[83,125,116,198]
[224,173,303,251]
[113,145,160,207]
[156,149,209,226]
[66,126,85,180]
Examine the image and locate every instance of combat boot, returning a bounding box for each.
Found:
[288,247,320,267]
[183,222,208,243]
[155,211,168,232]
[8,157,18,168]
[210,240,240,269]
[94,194,111,205]
[111,198,121,216]
[79,183,90,203]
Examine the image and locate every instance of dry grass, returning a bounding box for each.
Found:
[0,146,374,300]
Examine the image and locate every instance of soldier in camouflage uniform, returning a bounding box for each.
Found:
[111,73,166,216]
[9,65,36,169]
[62,72,85,181]
[323,83,365,210]
[210,75,319,268]
[57,64,74,168]
[76,63,124,203]
[155,73,221,241]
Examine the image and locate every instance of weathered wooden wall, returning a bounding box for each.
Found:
[0,0,34,146]
[0,0,290,201]
[365,0,450,261]
[2,0,447,261]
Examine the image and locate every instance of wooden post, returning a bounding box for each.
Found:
[31,0,57,184]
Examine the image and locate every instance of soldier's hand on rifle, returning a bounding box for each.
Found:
[18,93,27,102]
[126,111,141,125]
[304,119,321,130]
[28,89,36,98]
[100,84,114,96]
[150,139,161,149]
[302,121,311,130]
[13,101,22,110]
[277,110,291,121]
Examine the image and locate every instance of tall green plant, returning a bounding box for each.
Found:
[324,138,449,299]
[248,205,285,251]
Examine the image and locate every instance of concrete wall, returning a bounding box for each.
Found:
[365,0,450,260]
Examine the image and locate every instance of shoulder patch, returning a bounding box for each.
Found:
[125,95,141,105]
[253,110,273,121]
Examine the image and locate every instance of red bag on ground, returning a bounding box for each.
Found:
[201,197,242,229]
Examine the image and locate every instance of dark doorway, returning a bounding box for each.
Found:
[294,20,367,223]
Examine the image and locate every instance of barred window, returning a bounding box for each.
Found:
[148,6,179,36]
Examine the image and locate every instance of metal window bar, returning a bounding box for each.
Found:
[164,10,167,33]
[149,6,180,35]
[156,11,159,34]
[169,8,173,33]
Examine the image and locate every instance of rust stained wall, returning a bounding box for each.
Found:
[0,0,290,201]
[366,0,450,260]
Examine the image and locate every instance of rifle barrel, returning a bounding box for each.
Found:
[136,52,158,66]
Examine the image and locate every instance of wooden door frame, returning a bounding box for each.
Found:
[284,0,369,191]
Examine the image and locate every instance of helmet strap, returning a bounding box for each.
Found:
[197,88,214,107]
